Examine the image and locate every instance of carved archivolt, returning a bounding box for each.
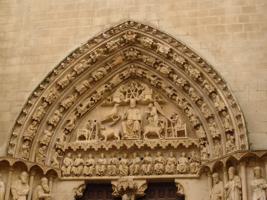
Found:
[7,21,248,180]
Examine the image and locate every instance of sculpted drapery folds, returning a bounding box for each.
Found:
[251,166,267,200]
[32,177,52,200]
[11,172,29,200]
[225,167,242,200]
[210,173,224,200]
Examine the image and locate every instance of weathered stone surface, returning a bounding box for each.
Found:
[0,0,266,155]
[0,1,267,200]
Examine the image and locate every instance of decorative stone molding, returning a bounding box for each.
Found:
[201,150,267,173]
[7,21,248,170]
[111,178,147,200]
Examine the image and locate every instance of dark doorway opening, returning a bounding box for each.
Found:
[75,183,115,200]
[75,182,185,200]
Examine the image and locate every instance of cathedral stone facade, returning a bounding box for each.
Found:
[0,1,267,200]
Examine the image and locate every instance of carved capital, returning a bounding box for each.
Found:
[73,182,86,199]
[175,180,185,197]
[111,178,147,200]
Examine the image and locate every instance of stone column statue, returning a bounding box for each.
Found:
[32,177,52,200]
[210,172,224,200]
[0,173,5,200]
[224,167,242,200]
[11,171,30,200]
[251,166,267,200]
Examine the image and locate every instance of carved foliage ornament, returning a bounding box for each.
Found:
[7,21,248,171]
[112,178,147,200]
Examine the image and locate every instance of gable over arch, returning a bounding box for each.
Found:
[7,21,248,172]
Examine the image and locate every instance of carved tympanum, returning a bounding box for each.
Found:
[5,22,249,188]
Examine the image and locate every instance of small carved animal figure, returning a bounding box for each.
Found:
[143,125,162,139]
[99,126,120,141]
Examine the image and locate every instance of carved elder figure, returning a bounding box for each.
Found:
[96,153,107,176]
[141,152,153,175]
[177,152,189,173]
[251,166,267,200]
[129,153,141,175]
[11,171,29,200]
[165,152,177,174]
[154,152,165,175]
[50,149,61,168]
[226,134,236,153]
[210,173,224,200]
[214,139,223,158]
[107,154,119,176]
[224,167,242,200]
[32,177,52,200]
[189,151,200,174]
[24,121,38,140]
[61,152,73,176]
[32,103,47,122]
[83,154,95,176]
[71,153,84,176]
[222,111,233,132]
[119,153,129,176]
[200,142,210,160]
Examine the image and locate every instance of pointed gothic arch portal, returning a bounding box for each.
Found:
[6,20,249,199]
